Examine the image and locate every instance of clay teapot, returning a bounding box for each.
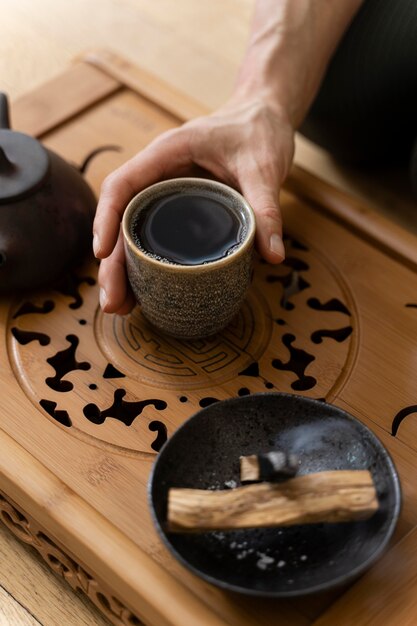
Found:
[0,93,97,294]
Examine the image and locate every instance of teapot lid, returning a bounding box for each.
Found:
[0,93,49,204]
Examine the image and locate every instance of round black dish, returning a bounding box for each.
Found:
[148,393,401,597]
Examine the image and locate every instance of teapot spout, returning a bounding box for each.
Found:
[0,93,10,130]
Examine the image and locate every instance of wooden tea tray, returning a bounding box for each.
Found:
[2,49,417,626]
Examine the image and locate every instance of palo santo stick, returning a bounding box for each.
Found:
[240,452,299,482]
[167,470,378,532]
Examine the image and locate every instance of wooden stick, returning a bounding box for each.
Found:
[240,452,299,482]
[167,470,378,532]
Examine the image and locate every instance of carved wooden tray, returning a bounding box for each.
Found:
[2,49,417,626]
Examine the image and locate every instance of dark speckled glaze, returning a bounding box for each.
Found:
[148,393,401,597]
[122,178,256,339]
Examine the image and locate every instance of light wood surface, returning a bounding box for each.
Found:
[1,2,416,625]
[0,584,39,626]
[0,430,229,626]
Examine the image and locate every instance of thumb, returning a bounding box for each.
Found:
[240,175,285,264]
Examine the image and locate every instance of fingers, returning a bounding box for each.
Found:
[93,129,191,259]
[240,172,285,264]
[93,170,136,259]
[93,101,291,322]
[98,230,136,315]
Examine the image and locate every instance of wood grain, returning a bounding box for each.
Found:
[168,471,378,531]
[0,429,237,626]
[0,585,40,626]
[0,520,111,626]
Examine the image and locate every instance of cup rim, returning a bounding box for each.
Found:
[122,177,256,272]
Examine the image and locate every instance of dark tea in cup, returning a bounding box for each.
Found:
[131,191,246,265]
[122,178,256,339]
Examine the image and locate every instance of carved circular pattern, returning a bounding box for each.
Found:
[7,234,358,456]
[96,287,272,390]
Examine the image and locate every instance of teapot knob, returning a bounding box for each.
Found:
[0,93,10,130]
[0,93,14,173]
[0,92,50,203]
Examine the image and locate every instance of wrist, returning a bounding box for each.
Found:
[232,0,365,129]
[232,31,312,129]
[225,85,295,138]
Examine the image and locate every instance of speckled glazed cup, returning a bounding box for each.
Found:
[122,178,256,339]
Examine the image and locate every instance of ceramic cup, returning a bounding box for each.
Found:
[122,178,256,339]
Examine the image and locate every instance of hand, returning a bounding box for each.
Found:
[93,97,295,315]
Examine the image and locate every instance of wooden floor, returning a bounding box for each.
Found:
[0,1,415,624]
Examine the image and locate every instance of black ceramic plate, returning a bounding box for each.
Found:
[148,393,401,597]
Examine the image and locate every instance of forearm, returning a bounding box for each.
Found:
[233,0,364,127]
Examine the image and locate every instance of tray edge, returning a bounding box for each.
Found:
[0,427,228,626]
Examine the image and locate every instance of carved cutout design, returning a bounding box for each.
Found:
[238,362,259,377]
[391,405,417,437]
[11,327,50,346]
[267,257,311,310]
[12,300,55,319]
[148,421,168,451]
[8,232,356,455]
[311,326,353,344]
[104,364,126,379]
[0,492,142,626]
[83,389,167,426]
[307,297,351,316]
[39,399,72,427]
[272,333,316,391]
[199,397,220,408]
[284,235,308,251]
[53,273,96,309]
[77,145,122,174]
[46,335,91,392]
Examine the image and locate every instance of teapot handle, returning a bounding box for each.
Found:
[0,93,10,130]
